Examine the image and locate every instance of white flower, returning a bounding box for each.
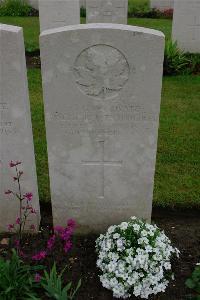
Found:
[138,237,149,245]
[132,224,140,232]
[108,261,117,272]
[164,262,171,270]
[96,217,179,299]
[113,233,120,239]
[107,225,116,234]
[141,230,148,237]
[120,222,128,230]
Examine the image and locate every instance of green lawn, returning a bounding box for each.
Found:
[0,16,171,52]
[0,16,40,52]
[28,69,200,208]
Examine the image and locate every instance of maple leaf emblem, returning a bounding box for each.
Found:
[74,45,129,99]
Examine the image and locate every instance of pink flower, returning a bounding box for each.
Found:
[54,225,64,235]
[7,224,14,231]
[19,250,25,258]
[67,219,76,229]
[64,240,72,253]
[16,217,21,225]
[34,273,42,283]
[32,251,46,261]
[5,190,12,195]
[31,208,36,214]
[47,235,56,250]
[9,160,21,168]
[61,228,72,241]
[30,224,36,230]
[14,239,20,248]
[26,205,33,210]
[24,192,33,201]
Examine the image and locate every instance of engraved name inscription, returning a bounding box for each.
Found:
[0,102,15,135]
[51,102,157,137]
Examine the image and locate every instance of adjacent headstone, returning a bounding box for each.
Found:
[151,0,174,10]
[86,0,128,24]
[80,0,86,8]
[40,24,164,233]
[172,0,200,53]
[27,0,39,10]
[39,0,80,32]
[0,24,40,232]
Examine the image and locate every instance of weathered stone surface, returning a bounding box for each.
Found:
[39,0,80,32]
[80,0,86,8]
[27,0,39,10]
[172,0,200,53]
[0,24,40,232]
[86,0,128,24]
[150,0,174,10]
[40,24,164,233]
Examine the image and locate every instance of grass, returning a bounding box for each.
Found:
[28,69,50,202]
[0,16,39,52]
[128,18,172,41]
[0,16,171,52]
[27,69,200,208]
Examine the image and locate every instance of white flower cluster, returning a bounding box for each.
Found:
[96,217,180,299]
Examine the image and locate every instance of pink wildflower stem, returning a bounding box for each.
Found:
[15,165,23,244]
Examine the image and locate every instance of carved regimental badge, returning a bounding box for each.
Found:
[74,44,129,100]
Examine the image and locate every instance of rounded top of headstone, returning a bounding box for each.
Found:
[0,23,22,33]
[40,23,165,39]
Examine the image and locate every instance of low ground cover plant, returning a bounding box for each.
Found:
[163,40,200,75]
[96,217,180,299]
[0,250,80,300]
[186,264,200,299]
[164,40,190,75]
[1,161,81,299]
[0,0,32,16]
[40,263,81,300]
[0,249,43,299]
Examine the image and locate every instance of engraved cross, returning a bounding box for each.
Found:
[82,140,122,199]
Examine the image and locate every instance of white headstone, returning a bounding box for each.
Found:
[86,0,128,24]
[80,0,86,8]
[172,0,200,53]
[150,0,174,10]
[39,0,80,32]
[40,24,164,233]
[27,0,39,10]
[0,24,40,232]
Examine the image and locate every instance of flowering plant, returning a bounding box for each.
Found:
[96,217,180,299]
[32,219,76,261]
[5,161,37,246]
[185,263,200,299]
